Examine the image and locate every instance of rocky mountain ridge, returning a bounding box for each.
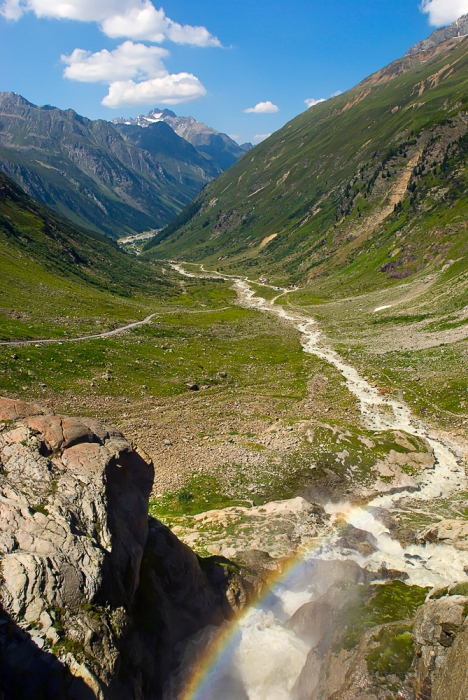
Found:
[406,13,468,56]
[142,22,468,292]
[113,108,252,171]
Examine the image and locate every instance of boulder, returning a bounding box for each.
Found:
[419,519,468,550]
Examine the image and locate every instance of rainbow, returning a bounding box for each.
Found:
[178,534,333,700]
[177,499,398,700]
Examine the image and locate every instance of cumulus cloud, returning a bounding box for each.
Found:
[62,41,169,83]
[102,73,206,107]
[304,97,326,108]
[1,0,128,21]
[420,0,468,26]
[253,133,271,142]
[244,101,279,114]
[62,40,206,107]
[0,0,221,46]
[101,1,221,46]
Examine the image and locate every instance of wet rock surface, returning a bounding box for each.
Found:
[0,398,249,700]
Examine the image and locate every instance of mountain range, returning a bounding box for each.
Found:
[0,94,248,240]
[113,108,252,171]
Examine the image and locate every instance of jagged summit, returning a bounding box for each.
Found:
[113,107,177,127]
[406,13,468,55]
[113,107,251,171]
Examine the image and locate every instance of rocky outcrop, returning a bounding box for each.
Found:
[413,594,468,700]
[0,398,250,699]
[171,496,329,560]
[418,520,468,550]
[432,623,468,700]
[290,573,430,700]
[406,14,468,56]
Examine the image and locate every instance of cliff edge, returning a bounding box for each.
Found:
[0,398,250,700]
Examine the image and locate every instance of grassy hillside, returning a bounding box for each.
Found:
[0,171,175,341]
[143,36,468,295]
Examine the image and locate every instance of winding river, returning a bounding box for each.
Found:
[167,263,468,700]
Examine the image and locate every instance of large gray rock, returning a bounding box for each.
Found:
[432,624,468,700]
[0,398,248,700]
[413,595,468,700]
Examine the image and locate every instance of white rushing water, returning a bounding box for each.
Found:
[167,264,468,700]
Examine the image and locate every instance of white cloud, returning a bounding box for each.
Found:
[102,73,206,107]
[61,40,206,107]
[244,101,279,114]
[0,0,221,46]
[0,0,23,19]
[304,97,326,108]
[331,90,342,97]
[2,0,134,21]
[420,0,468,26]
[102,1,221,46]
[62,41,169,83]
[253,133,271,143]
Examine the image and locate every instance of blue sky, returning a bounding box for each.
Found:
[1,0,466,145]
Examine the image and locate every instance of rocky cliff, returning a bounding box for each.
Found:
[1,397,467,700]
[406,14,468,56]
[0,398,251,700]
[288,573,468,700]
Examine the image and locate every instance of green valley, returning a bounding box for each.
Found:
[143,34,468,301]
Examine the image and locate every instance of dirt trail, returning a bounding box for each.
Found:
[0,313,160,347]
[0,305,232,348]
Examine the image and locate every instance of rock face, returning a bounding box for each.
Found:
[406,14,468,56]
[419,520,468,550]
[432,624,468,700]
[0,398,249,699]
[413,594,468,700]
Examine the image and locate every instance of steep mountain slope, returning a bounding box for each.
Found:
[0,170,172,298]
[0,93,218,240]
[143,28,468,293]
[114,108,252,171]
[113,119,222,181]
